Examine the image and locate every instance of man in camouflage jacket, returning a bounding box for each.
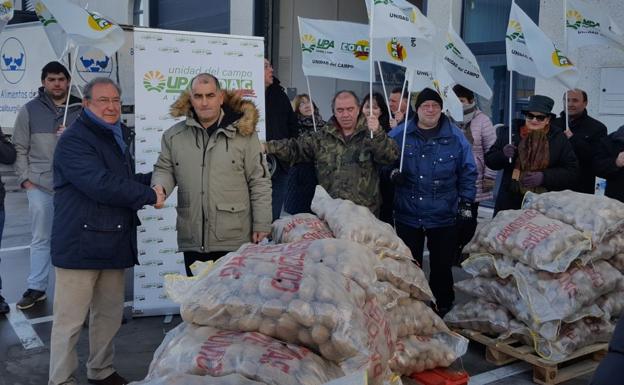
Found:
[265,90,399,216]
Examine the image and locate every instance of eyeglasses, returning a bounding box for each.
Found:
[419,102,441,111]
[92,97,121,106]
[524,112,548,122]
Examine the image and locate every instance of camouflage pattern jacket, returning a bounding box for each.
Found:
[266,117,399,215]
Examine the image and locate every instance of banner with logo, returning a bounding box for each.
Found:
[298,17,370,82]
[566,0,624,50]
[0,0,14,34]
[0,23,59,132]
[506,2,578,89]
[133,28,265,317]
[442,22,493,100]
[367,0,436,41]
[371,36,434,70]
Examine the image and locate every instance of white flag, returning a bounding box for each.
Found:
[36,0,124,56]
[371,36,434,70]
[566,0,624,50]
[34,1,69,58]
[298,17,370,82]
[409,66,463,122]
[368,0,436,41]
[506,2,578,89]
[0,1,14,34]
[442,22,493,100]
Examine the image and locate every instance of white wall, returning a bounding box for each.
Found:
[230,0,254,36]
[535,0,624,133]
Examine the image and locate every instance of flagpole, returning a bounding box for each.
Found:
[399,90,412,172]
[397,73,408,115]
[305,75,317,132]
[369,3,374,139]
[377,61,393,120]
[63,46,79,127]
[508,69,513,163]
[563,0,570,132]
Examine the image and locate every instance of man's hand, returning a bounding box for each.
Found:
[564,128,573,138]
[457,200,475,221]
[21,180,35,190]
[152,185,166,209]
[389,168,405,185]
[367,115,380,133]
[252,231,269,244]
[56,124,66,137]
[520,171,544,188]
[261,143,267,153]
[389,118,398,129]
[394,110,405,124]
[503,144,517,158]
[616,151,624,168]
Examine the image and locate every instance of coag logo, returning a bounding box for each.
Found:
[341,40,369,61]
[0,37,26,84]
[506,20,525,43]
[301,34,317,53]
[387,38,407,62]
[144,70,166,92]
[76,47,113,83]
[566,10,600,30]
[551,47,574,68]
[87,12,113,32]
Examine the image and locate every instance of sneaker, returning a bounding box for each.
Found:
[0,295,9,314]
[88,372,128,385]
[16,289,46,310]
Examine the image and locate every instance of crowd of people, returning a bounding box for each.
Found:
[0,60,622,385]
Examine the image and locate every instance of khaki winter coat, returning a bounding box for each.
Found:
[152,91,272,252]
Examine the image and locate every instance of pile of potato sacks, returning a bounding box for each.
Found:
[131,186,467,385]
[445,190,624,361]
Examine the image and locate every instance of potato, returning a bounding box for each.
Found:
[388,333,466,375]
[388,298,448,337]
[375,258,434,301]
[443,299,513,336]
[272,213,334,244]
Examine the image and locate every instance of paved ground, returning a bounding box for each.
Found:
[0,187,595,385]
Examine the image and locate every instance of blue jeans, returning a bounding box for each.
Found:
[271,166,290,221]
[0,207,4,291]
[26,188,54,292]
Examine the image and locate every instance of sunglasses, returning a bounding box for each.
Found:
[525,112,548,122]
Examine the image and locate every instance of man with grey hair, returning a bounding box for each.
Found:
[152,73,272,276]
[49,77,162,385]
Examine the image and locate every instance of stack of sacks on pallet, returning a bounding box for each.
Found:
[445,191,624,361]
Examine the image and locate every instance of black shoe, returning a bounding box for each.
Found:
[0,295,9,314]
[16,289,46,310]
[88,372,129,385]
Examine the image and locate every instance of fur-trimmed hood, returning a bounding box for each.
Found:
[169,90,259,137]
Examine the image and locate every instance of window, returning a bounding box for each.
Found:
[462,0,539,124]
[149,0,230,34]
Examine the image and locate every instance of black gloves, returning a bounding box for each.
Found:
[457,200,475,221]
[389,168,406,185]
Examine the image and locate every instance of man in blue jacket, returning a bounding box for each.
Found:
[48,78,163,385]
[389,88,477,316]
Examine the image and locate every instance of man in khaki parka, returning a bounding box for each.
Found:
[152,74,271,276]
[265,90,399,216]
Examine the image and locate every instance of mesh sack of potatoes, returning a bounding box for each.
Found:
[463,209,591,273]
[454,276,604,341]
[165,241,372,364]
[129,373,268,385]
[462,255,622,327]
[443,299,514,336]
[272,214,334,244]
[522,190,624,244]
[597,277,624,320]
[311,186,413,260]
[144,323,344,385]
[388,332,468,375]
[611,254,624,273]
[369,281,409,311]
[374,257,434,302]
[512,317,615,361]
[388,297,448,338]
[582,233,624,262]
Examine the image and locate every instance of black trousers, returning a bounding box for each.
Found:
[183,251,229,277]
[395,222,457,310]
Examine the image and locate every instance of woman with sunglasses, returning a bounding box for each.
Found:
[485,94,579,213]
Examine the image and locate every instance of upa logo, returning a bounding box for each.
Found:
[445,37,463,59]
[0,37,26,84]
[387,38,407,62]
[551,48,574,68]
[87,12,114,32]
[566,9,600,31]
[76,47,113,83]
[506,20,525,43]
[0,1,13,18]
[300,34,317,53]
[143,71,166,92]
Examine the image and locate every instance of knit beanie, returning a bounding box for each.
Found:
[415,88,443,110]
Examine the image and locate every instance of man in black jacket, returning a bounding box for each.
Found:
[264,59,299,221]
[0,127,16,314]
[590,313,624,385]
[553,89,607,194]
[593,125,624,203]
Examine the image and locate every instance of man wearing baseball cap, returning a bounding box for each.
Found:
[388,88,477,316]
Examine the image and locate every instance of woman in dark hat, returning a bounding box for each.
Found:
[485,94,579,213]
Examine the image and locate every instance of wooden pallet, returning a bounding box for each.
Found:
[459,329,608,385]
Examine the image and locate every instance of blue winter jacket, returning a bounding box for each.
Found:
[391,115,477,229]
[51,111,156,269]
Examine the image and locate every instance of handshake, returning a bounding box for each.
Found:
[152,185,166,209]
